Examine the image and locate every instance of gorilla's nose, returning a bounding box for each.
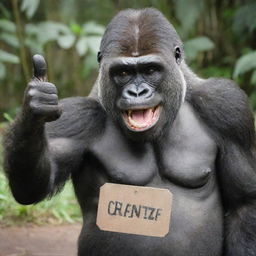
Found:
[123,83,152,99]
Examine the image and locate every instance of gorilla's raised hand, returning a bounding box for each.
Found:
[23,55,62,123]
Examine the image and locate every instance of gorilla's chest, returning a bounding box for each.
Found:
[91,121,157,185]
[91,104,217,188]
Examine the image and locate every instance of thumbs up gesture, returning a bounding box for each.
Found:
[23,55,62,123]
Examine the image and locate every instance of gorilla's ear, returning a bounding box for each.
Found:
[97,51,102,63]
[174,46,182,65]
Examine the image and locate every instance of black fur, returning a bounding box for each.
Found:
[188,78,255,149]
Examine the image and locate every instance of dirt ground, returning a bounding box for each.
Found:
[0,224,81,256]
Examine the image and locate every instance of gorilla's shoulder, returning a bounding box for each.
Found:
[188,78,255,148]
[46,96,106,139]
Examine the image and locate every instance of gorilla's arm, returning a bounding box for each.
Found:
[218,141,256,256]
[3,97,105,205]
[189,77,256,255]
[3,113,54,204]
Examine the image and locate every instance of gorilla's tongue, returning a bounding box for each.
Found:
[130,109,153,127]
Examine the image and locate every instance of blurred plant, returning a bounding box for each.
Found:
[173,0,215,64]
[0,0,104,80]
[25,20,104,76]
[174,0,204,38]
[232,2,256,37]
[184,36,215,62]
[20,0,40,19]
[0,0,105,120]
[25,21,104,54]
[231,1,256,107]
[0,19,20,80]
[3,112,14,123]
[232,2,256,85]
[233,51,256,85]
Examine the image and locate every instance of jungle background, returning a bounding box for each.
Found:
[0,0,256,227]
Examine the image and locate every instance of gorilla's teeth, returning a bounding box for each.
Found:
[128,115,148,128]
[124,105,160,131]
[127,108,154,128]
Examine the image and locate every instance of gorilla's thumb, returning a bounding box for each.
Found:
[32,54,47,81]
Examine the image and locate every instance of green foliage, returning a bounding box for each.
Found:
[200,66,232,80]
[233,51,256,81]
[251,71,256,85]
[0,32,19,48]
[25,21,71,51]
[57,34,76,49]
[24,21,104,58]
[174,0,204,37]
[0,3,11,19]
[82,21,105,35]
[0,50,20,64]
[0,19,19,80]
[3,113,14,123]
[233,2,256,35]
[0,19,16,33]
[0,63,6,80]
[75,22,105,56]
[82,53,98,79]
[21,0,40,19]
[184,36,215,62]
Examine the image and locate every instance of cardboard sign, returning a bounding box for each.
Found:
[96,183,172,237]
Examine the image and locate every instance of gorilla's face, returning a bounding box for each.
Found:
[98,8,185,141]
[101,50,184,141]
[111,55,163,132]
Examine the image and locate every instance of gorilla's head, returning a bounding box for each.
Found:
[97,8,186,141]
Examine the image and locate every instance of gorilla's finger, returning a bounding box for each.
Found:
[32,54,47,81]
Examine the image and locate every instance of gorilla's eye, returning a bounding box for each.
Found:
[118,71,129,77]
[175,46,181,64]
[112,69,133,84]
[144,67,156,75]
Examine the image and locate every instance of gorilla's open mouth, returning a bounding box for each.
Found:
[122,105,161,132]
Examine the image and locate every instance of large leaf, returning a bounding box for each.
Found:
[0,19,16,33]
[233,51,256,79]
[57,34,76,49]
[184,36,215,61]
[0,62,6,79]
[38,22,71,44]
[0,50,19,64]
[21,0,40,19]
[82,22,105,36]
[251,70,256,85]
[87,36,102,54]
[0,33,19,48]
[175,0,204,36]
[25,23,39,35]
[76,37,89,56]
[25,22,71,45]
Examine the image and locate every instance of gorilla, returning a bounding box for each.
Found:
[3,8,256,256]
